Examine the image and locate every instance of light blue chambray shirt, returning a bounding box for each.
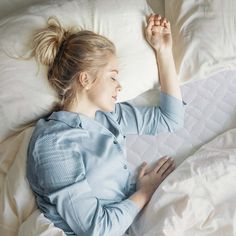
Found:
[26,92,186,236]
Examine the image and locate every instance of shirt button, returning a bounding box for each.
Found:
[123,164,127,169]
[123,135,126,139]
[113,140,118,144]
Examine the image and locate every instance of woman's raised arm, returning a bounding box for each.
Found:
[145,13,182,101]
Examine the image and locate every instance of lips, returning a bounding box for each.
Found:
[112,96,117,101]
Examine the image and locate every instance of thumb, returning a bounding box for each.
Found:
[138,162,147,178]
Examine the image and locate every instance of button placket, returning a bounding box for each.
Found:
[113,140,118,144]
[113,140,126,156]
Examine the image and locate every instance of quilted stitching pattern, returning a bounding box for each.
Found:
[126,70,236,170]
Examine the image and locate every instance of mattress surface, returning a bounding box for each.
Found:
[126,69,236,170]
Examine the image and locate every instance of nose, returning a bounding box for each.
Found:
[117,82,122,92]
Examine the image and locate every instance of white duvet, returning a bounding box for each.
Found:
[1,125,236,235]
[130,128,236,236]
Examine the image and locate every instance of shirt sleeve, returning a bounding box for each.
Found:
[111,91,187,135]
[35,135,140,236]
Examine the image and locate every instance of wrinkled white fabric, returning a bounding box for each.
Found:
[165,0,236,83]
[130,128,236,236]
[2,127,236,236]
[0,128,36,236]
[17,210,65,236]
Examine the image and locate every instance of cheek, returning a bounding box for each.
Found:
[89,85,108,102]
[88,79,113,102]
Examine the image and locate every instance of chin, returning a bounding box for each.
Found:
[100,105,115,113]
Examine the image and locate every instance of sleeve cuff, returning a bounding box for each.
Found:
[123,198,141,220]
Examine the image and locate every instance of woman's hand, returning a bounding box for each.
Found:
[128,156,175,210]
[136,156,175,199]
[145,13,172,53]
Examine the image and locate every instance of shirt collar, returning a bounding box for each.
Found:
[47,111,82,128]
[47,110,121,141]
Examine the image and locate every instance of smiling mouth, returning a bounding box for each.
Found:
[112,96,117,101]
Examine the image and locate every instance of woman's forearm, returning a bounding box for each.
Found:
[155,49,182,100]
[129,189,150,210]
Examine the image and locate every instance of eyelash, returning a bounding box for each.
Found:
[111,77,116,81]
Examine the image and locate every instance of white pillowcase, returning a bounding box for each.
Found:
[165,0,236,83]
[147,0,165,16]
[0,0,41,19]
[0,0,157,142]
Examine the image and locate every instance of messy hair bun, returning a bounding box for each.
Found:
[32,16,116,111]
[32,17,70,66]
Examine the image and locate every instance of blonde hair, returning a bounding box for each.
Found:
[32,16,116,110]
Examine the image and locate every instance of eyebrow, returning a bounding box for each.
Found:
[110,69,119,74]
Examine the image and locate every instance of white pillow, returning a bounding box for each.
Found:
[0,0,41,19]
[0,0,157,142]
[165,0,236,83]
[147,0,165,16]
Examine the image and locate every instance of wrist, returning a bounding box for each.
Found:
[154,47,173,58]
[129,189,151,209]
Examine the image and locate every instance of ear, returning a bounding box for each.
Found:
[78,71,91,90]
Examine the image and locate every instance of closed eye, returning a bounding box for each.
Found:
[111,77,116,81]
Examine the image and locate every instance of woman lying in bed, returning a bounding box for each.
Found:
[26,13,185,236]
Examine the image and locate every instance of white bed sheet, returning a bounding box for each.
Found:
[125,69,236,235]
[129,126,236,236]
[126,69,236,170]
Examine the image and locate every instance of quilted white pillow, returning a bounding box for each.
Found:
[0,0,157,142]
[165,0,236,83]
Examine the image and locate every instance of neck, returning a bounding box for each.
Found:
[63,97,97,119]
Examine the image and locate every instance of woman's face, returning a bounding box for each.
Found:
[87,54,122,112]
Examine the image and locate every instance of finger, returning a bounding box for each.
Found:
[153,156,169,173]
[146,20,155,35]
[156,157,174,175]
[138,162,147,178]
[154,19,161,26]
[161,162,175,179]
[154,14,162,21]
[160,158,175,176]
[149,13,154,18]
[160,17,167,27]
[152,14,162,28]
[148,14,155,23]
[151,25,163,34]
[165,20,171,29]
